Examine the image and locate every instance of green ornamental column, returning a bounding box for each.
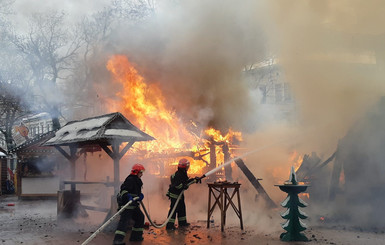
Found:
[276,166,309,242]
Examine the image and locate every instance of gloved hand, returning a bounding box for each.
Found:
[138,193,144,201]
[194,177,202,184]
[118,193,133,205]
[125,193,133,203]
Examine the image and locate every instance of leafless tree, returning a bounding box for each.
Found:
[10,11,83,129]
[64,0,156,118]
[0,46,33,150]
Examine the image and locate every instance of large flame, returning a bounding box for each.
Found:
[106,55,242,175]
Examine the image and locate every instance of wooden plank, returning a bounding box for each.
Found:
[234,158,277,208]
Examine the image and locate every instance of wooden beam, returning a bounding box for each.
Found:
[234,158,276,208]
[54,146,71,161]
[99,143,114,159]
[119,141,134,159]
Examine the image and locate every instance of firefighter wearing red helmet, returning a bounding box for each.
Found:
[166,158,201,230]
[113,163,146,244]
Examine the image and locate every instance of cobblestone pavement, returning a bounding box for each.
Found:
[2,195,385,245]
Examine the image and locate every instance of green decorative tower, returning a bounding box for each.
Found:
[276,166,309,241]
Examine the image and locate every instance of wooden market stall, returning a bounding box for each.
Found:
[8,131,64,198]
[42,112,154,218]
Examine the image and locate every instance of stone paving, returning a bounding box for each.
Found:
[2,194,385,245]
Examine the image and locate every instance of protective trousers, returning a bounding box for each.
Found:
[166,194,187,228]
[113,206,144,242]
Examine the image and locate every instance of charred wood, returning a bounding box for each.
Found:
[234,158,276,208]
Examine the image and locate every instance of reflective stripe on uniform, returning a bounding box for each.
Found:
[132,227,144,232]
[176,183,183,189]
[167,192,179,199]
[120,190,138,198]
[115,230,126,236]
[168,218,175,223]
[178,216,186,221]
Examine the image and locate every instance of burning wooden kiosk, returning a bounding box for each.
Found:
[42,112,154,218]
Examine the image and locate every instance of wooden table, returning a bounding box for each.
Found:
[207,182,243,231]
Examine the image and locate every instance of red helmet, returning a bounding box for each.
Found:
[178,158,190,169]
[131,163,145,175]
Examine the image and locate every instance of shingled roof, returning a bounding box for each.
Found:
[43,112,155,147]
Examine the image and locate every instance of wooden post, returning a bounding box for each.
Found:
[207,186,212,228]
[209,140,216,172]
[112,142,120,194]
[329,152,343,201]
[69,145,77,180]
[223,143,233,182]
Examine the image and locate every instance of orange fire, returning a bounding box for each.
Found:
[204,127,242,169]
[290,150,303,171]
[106,55,241,175]
[299,193,310,199]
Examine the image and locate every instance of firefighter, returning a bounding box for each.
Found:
[113,163,146,245]
[166,158,201,230]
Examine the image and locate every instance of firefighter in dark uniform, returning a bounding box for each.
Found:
[113,164,146,245]
[166,158,200,230]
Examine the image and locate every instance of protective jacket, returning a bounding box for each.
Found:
[117,174,143,207]
[167,169,195,199]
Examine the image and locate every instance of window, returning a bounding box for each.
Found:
[284,83,292,102]
[275,84,283,103]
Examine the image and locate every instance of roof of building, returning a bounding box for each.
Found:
[42,112,155,147]
[8,131,59,158]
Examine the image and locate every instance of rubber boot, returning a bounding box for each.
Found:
[113,234,125,245]
[166,223,176,230]
[129,230,144,241]
[179,221,190,227]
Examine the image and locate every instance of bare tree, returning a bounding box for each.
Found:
[63,0,156,118]
[0,47,32,150]
[11,11,83,129]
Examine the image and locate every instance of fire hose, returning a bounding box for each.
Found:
[81,196,140,245]
[140,177,202,229]
[81,176,204,245]
[81,144,285,244]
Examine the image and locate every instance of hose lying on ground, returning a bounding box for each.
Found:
[140,189,185,228]
[81,197,140,245]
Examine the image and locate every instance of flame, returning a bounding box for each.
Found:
[290,150,303,171]
[299,193,310,199]
[106,55,241,175]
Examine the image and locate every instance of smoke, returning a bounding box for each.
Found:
[9,0,385,231]
[109,0,269,133]
[13,0,108,22]
[265,0,385,150]
[257,0,385,229]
